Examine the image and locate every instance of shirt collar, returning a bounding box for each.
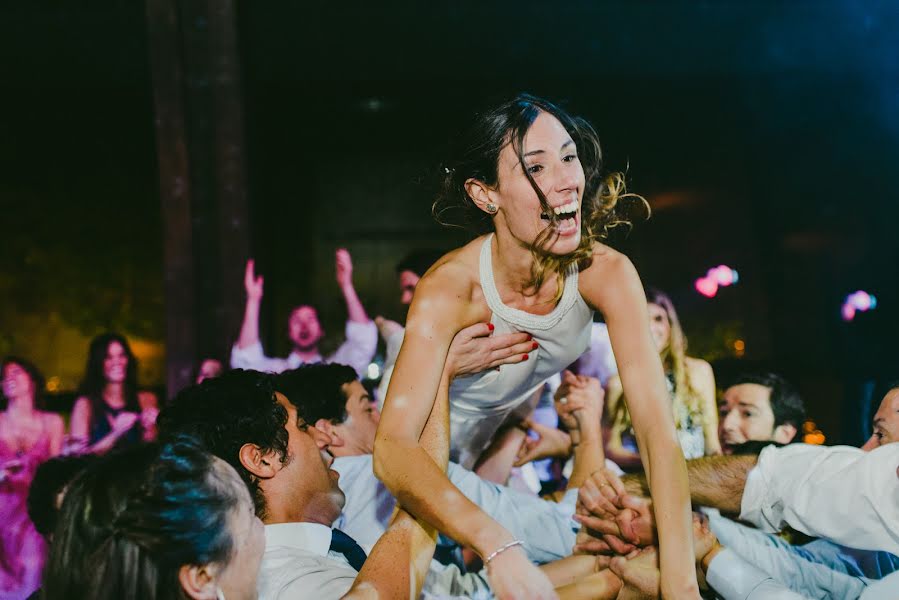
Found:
[265,522,332,557]
[286,352,323,369]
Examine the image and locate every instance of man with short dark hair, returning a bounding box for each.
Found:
[718,372,806,454]
[277,363,587,563]
[231,250,378,378]
[157,369,437,599]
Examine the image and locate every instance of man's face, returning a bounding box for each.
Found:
[333,380,380,455]
[398,270,420,306]
[272,392,344,525]
[862,388,899,451]
[288,306,324,351]
[718,383,796,454]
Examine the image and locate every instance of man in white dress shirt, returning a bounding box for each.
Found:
[578,439,899,599]
[276,362,589,564]
[158,370,441,599]
[231,250,378,378]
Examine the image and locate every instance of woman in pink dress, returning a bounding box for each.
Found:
[0,357,64,600]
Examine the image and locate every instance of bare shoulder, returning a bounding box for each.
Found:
[684,356,712,373]
[581,242,633,279]
[43,411,65,431]
[72,396,90,412]
[685,356,714,379]
[578,242,642,310]
[410,238,485,327]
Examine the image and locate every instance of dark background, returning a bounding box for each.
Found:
[2,1,898,444]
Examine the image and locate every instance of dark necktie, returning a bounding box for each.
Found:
[329,528,367,572]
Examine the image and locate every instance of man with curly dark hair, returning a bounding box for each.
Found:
[157,369,443,599]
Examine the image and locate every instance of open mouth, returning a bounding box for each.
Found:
[540,200,578,223]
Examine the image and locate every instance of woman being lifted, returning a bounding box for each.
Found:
[374,94,699,599]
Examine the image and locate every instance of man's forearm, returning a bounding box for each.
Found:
[622,454,757,513]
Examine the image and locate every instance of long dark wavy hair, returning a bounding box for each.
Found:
[78,333,141,419]
[1,355,46,410]
[433,93,647,300]
[42,438,240,600]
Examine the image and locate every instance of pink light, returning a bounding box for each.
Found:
[712,265,734,286]
[850,291,872,311]
[841,303,856,322]
[695,276,719,298]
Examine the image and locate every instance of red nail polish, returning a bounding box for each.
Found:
[488,323,494,331]
[522,354,529,361]
[531,341,538,350]
[526,334,533,341]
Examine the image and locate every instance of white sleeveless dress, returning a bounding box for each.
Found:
[449,234,594,468]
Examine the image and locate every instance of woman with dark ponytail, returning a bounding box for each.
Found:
[43,438,264,600]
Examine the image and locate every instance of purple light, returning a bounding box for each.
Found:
[841,290,877,322]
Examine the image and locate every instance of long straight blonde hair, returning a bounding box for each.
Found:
[608,288,704,441]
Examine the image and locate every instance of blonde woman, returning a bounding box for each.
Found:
[374,95,700,600]
[604,288,721,471]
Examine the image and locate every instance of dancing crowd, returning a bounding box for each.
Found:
[2,95,897,600]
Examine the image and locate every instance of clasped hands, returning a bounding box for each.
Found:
[572,470,719,599]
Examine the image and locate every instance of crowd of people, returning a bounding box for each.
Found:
[1,94,896,599]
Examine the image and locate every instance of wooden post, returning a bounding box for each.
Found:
[146,0,249,399]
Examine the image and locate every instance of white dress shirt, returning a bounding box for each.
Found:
[259,521,488,599]
[258,522,358,599]
[231,320,377,378]
[708,511,869,598]
[739,443,899,555]
[704,442,899,599]
[707,547,899,600]
[331,454,578,564]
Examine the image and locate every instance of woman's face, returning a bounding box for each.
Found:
[212,459,265,600]
[647,303,671,353]
[103,341,129,384]
[490,111,585,256]
[2,362,34,401]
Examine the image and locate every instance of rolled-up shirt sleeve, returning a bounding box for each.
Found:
[329,320,378,378]
[230,341,289,373]
[739,443,899,555]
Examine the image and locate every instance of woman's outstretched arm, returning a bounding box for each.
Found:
[581,248,700,599]
[373,263,557,600]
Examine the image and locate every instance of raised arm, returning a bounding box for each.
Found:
[335,249,369,323]
[580,248,699,599]
[373,265,557,600]
[236,259,264,350]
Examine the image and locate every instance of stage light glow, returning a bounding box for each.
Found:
[366,362,381,380]
[695,264,739,298]
[841,290,877,322]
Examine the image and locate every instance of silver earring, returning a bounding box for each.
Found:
[486,203,498,214]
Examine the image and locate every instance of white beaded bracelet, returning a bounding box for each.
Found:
[484,540,524,566]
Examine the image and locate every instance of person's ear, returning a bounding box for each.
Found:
[315,419,344,449]
[772,423,798,445]
[238,443,279,479]
[178,563,218,600]
[465,178,499,215]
